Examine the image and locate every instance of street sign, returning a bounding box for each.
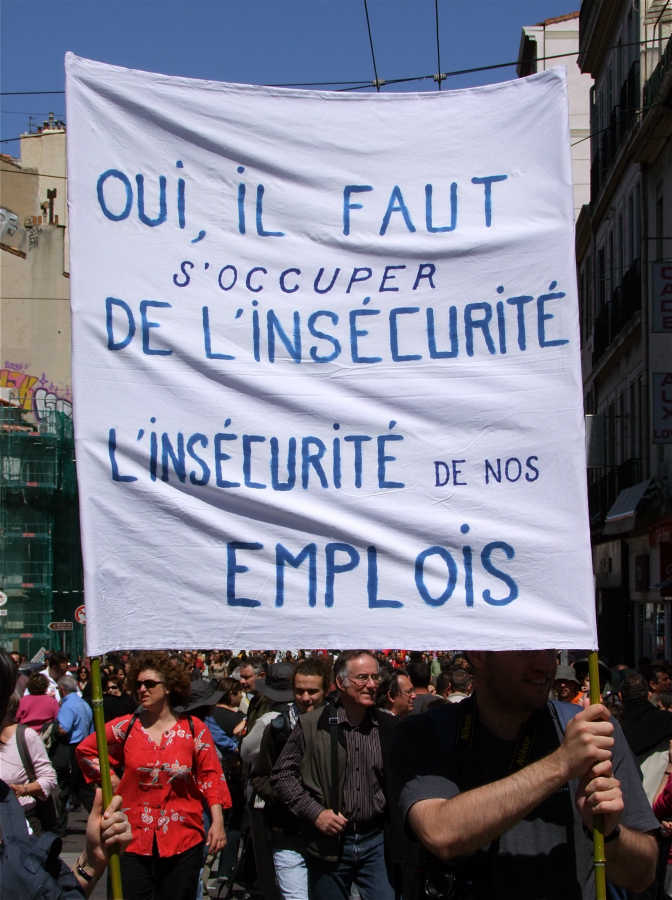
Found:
[0,610,7,617]
[652,262,672,332]
[30,647,47,664]
[48,622,73,632]
[74,605,86,625]
[0,591,7,607]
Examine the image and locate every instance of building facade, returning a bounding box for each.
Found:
[0,119,84,661]
[517,11,594,219]
[577,0,672,664]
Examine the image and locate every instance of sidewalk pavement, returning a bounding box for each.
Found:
[59,807,263,899]
[60,806,106,900]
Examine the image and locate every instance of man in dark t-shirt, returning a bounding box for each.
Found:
[390,650,659,900]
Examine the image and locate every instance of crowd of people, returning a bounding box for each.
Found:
[4,647,672,899]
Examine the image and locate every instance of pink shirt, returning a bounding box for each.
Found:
[0,727,58,811]
[16,695,60,732]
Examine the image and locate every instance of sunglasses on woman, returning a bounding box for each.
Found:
[136,679,164,691]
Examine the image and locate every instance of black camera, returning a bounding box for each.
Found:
[419,857,475,900]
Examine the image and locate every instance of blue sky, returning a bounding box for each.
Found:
[1,0,580,153]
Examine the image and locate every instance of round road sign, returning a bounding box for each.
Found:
[75,605,86,625]
[0,592,7,607]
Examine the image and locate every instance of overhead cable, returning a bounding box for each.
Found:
[337,36,664,91]
[0,35,665,103]
[435,0,443,90]
[0,90,66,96]
[2,110,66,116]
[0,168,67,178]
[363,0,382,92]
[0,131,65,145]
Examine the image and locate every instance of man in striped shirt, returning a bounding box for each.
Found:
[271,650,402,900]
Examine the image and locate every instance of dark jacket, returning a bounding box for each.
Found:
[622,698,672,756]
[280,704,407,864]
[246,693,273,734]
[0,779,83,900]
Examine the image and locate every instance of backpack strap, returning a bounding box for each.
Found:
[122,705,182,746]
[22,831,62,873]
[15,724,37,785]
[548,699,582,734]
[124,713,194,744]
[327,702,340,815]
[270,710,292,755]
[122,712,141,744]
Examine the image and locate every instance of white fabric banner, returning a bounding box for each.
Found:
[65,54,596,654]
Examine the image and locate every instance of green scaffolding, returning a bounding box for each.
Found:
[0,405,82,660]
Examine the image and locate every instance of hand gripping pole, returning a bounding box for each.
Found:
[588,650,606,900]
[91,657,124,898]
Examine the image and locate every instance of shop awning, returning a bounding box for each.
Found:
[603,479,652,535]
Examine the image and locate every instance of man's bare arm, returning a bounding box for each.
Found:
[409,704,614,860]
[603,828,658,892]
[408,751,569,859]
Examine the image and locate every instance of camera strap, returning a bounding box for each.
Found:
[452,695,540,787]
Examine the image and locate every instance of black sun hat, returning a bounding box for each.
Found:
[173,679,224,713]
[258,663,295,702]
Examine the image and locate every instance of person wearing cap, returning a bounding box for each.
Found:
[240,663,297,766]
[573,656,612,700]
[242,663,298,900]
[174,680,238,899]
[251,659,330,900]
[553,665,583,705]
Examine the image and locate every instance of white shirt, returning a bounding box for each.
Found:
[40,668,60,700]
[40,668,82,700]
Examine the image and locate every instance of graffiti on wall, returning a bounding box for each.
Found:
[1,365,72,419]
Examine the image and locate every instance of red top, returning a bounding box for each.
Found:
[15,694,60,731]
[77,714,231,857]
[653,772,672,863]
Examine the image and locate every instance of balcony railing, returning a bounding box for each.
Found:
[644,34,672,109]
[588,457,642,522]
[592,258,641,367]
[591,61,640,200]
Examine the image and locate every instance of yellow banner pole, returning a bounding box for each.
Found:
[90,656,124,898]
[588,650,606,900]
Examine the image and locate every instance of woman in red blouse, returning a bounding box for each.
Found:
[77,651,231,900]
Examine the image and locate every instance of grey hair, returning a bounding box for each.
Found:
[57,674,78,694]
[240,656,267,676]
[334,650,378,685]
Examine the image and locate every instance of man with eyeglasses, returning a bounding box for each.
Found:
[376,669,417,719]
[271,649,405,900]
[390,650,660,900]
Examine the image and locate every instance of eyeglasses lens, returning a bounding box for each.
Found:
[136,679,163,690]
